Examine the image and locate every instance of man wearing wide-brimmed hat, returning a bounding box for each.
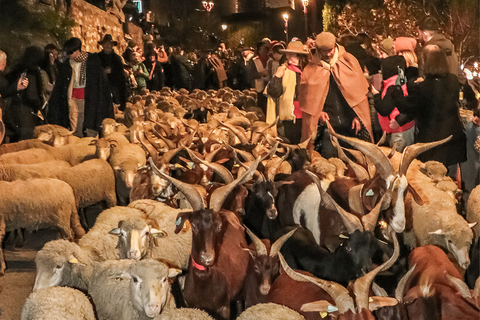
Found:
[98,34,127,112]
[265,40,309,144]
[299,31,373,157]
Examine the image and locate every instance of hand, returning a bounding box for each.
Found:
[351,117,362,134]
[319,111,330,123]
[389,119,400,130]
[414,77,424,83]
[472,116,480,127]
[17,77,28,91]
[274,64,287,78]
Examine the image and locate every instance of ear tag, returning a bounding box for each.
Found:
[69,257,79,264]
[187,162,194,169]
[327,305,338,312]
[320,312,328,318]
[174,163,183,169]
[369,297,374,302]
[366,189,374,196]
[175,217,182,226]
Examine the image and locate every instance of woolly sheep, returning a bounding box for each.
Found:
[78,206,146,261]
[33,124,73,146]
[420,160,448,182]
[109,199,192,269]
[0,139,51,155]
[0,143,96,166]
[0,160,71,181]
[34,239,93,291]
[153,308,214,320]
[88,259,181,320]
[467,185,480,241]
[21,286,95,320]
[387,151,476,269]
[237,303,305,320]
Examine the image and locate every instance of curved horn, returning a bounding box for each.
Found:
[205,144,226,162]
[354,230,400,312]
[209,157,261,212]
[148,158,205,211]
[279,253,355,314]
[372,282,388,297]
[333,132,395,181]
[306,170,364,234]
[399,136,452,176]
[332,134,369,181]
[446,274,472,299]
[376,131,387,146]
[260,141,279,162]
[395,265,416,303]
[185,147,234,184]
[154,121,172,137]
[232,146,256,162]
[152,124,176,149]
[160,146,185,165]
[270,228,297,257]
[474,277,480,302]
[138,131,159,164]
[245,226,267,256]
[218,120,249,145]
[361,192,391,233]
[388,143,398,159]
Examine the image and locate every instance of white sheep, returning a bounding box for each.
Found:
[88,259,181,320]
[21,286,95,320]
[109,199,192,269]
[467,184,480,241]
[237,303,305,320]
[0,160,71,181]
[1,179,85,275]
[153,308,214,320]
[387,151,476,269]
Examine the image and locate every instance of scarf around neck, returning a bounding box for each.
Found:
[73,52,88,87]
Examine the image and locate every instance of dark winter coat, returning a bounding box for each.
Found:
[98,50,127,111]
[395,73,466,166]
[171,54,192,90]
[47,53,114,134]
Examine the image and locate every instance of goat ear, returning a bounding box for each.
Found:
[408,183,424,205]
[429,229,444,235]
[88,139,98,146]
[109,228,122,236]
[174,212,193,234]
[150,228,167,238]
[168,268,182,278]
[368,296,398,311]
[300,300,338,313]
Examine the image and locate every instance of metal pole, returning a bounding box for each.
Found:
[304,12,308,39]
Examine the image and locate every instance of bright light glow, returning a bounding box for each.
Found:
[475,62,478,68]
[465,69,473,80]
[221,24,227,31]
[473,71,478,77]
[461,64,464,70]
[283,13,289,21]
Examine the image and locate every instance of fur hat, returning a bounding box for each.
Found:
[379,37,394,56]
[315,32,336,50]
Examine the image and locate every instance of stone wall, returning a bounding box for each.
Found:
[70,0,143,55]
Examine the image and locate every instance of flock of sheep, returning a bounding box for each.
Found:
[0,85,478,320]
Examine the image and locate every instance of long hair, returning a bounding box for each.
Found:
[398,50,418,67]
[423,45,449,77]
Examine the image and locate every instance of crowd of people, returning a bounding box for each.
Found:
[0,16,479,198]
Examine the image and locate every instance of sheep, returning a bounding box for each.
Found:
[0,160,71,181]
[78,206,146,261]
[107,199,192,270]
[419,160,448,182]
[21,286,95,320]
[153,308,214,320]
[88,259,181,320]
[0,179,85,275]
[0,139,51,155]
[0,143,96,166]
[386,150,476,269]
[467,185,480,240]
[91,133,130,161]
[236,303,306,320]
[33,124,74,146]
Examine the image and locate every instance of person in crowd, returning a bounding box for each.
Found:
[6,46,46,141]
[97,34,127,111]
[394,45,466,175]
[394,37,419,81]
[299,32,373,158]
[171,46,193,91]
[48,37,114,137]
[235,46,256,91]
[193,50,223,90]
[129,50,149,94]
[0,49,29,143]
[266,42,285,83]
[417,17,462,81]
[372,55,415,151]
[144,49,165,92]
[253,41,269,114]
[265,40,309,144]
[40,43,60,101]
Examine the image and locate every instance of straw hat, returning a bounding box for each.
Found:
[280,41,309,55]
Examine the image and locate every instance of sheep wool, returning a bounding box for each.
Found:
[467,184,480,241]
[21,286,95,320]
[154,308,214,320]
[237,303,306,320]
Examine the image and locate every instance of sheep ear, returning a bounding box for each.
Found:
[168,268,182,278]
[150,228,167,238]
[368,297,398,311]
[468,222,477,229]
[429,229,445,235]
[88,139,98,146]
[109,228,122,236]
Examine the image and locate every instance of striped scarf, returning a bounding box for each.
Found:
[73,52,88,87]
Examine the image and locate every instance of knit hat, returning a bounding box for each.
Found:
[381,55,406,80]
[315,32,336,50]
[379,38,394,56]
[395,37,417,53]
